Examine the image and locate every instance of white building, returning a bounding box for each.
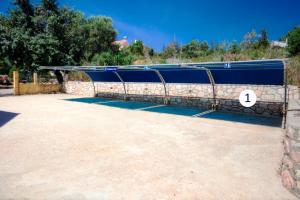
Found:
[271,40,288,48]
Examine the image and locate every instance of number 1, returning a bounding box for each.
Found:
[245,93,250,102]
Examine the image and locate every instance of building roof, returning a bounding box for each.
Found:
[271,41,288,48]
[112,39,129,50]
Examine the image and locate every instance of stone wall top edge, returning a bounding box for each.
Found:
[88,81,285,87]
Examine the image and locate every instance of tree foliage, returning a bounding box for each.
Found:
[0,0,123,79]
[84,17,117,60]
[0,0,299,86]
[230,42,241,54]
[162,42,180,59]
[182,40,209,58]
[287,26,300,56]
[91,48,133,66]
[129,40,144,56]
[258,29,269,48]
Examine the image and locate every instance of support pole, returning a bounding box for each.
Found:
[204,68,217,110]
[33,72,38,84]
[189,66,217,110]
[153,69,169,104]
[83,72,96,97]
[113,71,127,100]
[283,60,288,129]
[13,71,20,96]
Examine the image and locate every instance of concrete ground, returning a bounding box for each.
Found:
[0,88,13,97]
[0,94,296,200]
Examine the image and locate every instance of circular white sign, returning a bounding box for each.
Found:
[239,90,257,107]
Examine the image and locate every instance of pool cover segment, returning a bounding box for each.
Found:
[65,97,282,127]
[83,60,284,85]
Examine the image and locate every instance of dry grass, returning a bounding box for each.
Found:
[287,55,300,86]
[68,71,91,82]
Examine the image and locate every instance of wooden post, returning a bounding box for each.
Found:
[13,71,20,95]
[33,72,38,84]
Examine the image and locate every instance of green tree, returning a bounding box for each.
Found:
[258,29,269,48]
[5,6,34,79]
[149,48,155,57]
[182,40,201,58]
[91,51,114,66]
[162,42,180,59]
[230,42,241,54]
[129,40,144,56]
[0,0,118,79]
[0,58,12,75]
[182,40,209,58]
[287,26,300,56]
[41,0,58,13]
[91,48,133,66]
[85,17,117,60]
[113,48,134,65]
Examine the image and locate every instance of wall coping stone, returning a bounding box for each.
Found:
[282,99,300,198]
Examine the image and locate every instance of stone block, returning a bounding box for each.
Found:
[262,94,275,101]
[244,108,254,113]
[232,101,239,106]
[290,150,300,163]
[282,169,296,190]
[226,101,233,106]
[256,108,264,114]
[268,104,280,110]
[282,155,296,170]
[283,137,291,154]
[290,139,300,152]
[287,126,300,141]
[259,103,268,109]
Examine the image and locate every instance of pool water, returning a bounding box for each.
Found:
[65,97,282,127]
[201,110,282,127]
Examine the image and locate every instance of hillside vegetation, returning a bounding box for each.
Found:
[0,0,299,85]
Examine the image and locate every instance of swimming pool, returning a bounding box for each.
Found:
[65,97,282,127]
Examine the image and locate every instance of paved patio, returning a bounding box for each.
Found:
[0,94,296,200]
[0,88,13,97]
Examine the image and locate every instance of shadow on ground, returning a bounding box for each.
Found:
[0,111,19,127]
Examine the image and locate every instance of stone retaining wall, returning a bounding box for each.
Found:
[64,81,300,116]
[92,82,286,102]
[64,81,95,97]
[282,100,300,197]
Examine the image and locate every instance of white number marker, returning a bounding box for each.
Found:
[239,90,257,107]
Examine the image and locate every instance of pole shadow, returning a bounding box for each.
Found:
[0,111,19,127]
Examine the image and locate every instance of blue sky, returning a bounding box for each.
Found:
[1,0,299,51]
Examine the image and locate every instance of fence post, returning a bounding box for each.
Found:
[13,71,20,95]
[33,72,38,84]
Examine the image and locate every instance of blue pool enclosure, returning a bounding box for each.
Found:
[40,59,288,106]
[39,59,288,127]
[40,59,286,85]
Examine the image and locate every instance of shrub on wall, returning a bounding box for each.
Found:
[288,55,300,86]
[68,71,91,82]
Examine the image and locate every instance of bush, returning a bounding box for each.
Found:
[287,27,300,56]
[287,55,300,86]
[8,65,17,79]
[68,71,91,82]
[91,49,133,66]
[129,40,144,56]
[91,51,114,66]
